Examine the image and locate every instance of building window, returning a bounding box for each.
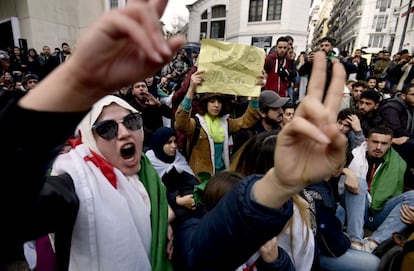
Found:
[368,35,384,47]
[200,9,208,40]
[106,0,126,10]
[372,15,388,32]
[211,21,225,39]
[210,5,226,39]
[201,10,208,20]
[110,0,118,9]
[411,13,414,29]
[249,0,263,22]
[376,0,390,12]
[267,0,283,21]
[200,22,207,39]
[212,5,226,18]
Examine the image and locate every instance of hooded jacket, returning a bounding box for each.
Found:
[380,96,414,137]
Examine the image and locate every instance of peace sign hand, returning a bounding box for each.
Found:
[274,51,347,189]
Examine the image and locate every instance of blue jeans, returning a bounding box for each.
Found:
[287,86,294,101]
[343,177,414,243]
[319,248,380,271]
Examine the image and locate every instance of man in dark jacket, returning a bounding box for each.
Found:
[380,83,414,189]
[349,49,369,81]
[40,46,59,79]
[358,89,384,137]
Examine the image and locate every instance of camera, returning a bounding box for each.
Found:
[277,65,290,81]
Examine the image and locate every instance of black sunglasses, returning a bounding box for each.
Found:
[92,112,143,140]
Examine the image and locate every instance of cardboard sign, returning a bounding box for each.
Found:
[197,39,265,97]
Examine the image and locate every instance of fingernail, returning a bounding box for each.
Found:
[162,42,172,55]
[152,52,164,63]
[319,133,331,144]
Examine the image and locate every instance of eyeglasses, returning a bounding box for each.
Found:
[92,112,143,140]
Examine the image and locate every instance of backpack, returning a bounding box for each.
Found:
[373,232,414,271]
[181,117,201,161]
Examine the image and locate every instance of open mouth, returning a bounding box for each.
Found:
[120,143,136,160]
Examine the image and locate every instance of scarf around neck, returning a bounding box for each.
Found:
[146,149,195,178]
[205,114,225,143]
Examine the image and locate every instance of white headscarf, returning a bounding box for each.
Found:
[77,95,141,157]
[52,95,152,271]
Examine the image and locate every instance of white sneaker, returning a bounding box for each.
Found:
[363,237,378,253]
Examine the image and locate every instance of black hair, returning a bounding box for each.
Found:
[285,35,294,43]
[28,48,38,55]
[197,93,230,117]
[319,36,336,46]
[360,89,381,104]
[276,36,290,44]
[283,101,296,111]
[337,108,360,121]
[402,83,414,94]
[368,126,393,138]
[352,81,367,89]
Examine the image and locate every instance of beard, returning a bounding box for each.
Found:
[264,115,282,127]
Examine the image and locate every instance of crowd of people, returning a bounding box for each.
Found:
[1,0,414,270]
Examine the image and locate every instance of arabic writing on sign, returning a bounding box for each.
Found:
[198,39,265,97]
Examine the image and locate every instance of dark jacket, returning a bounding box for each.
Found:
[0,91,85,269]
[40,55,59,79]
[231,121,281,156]
[379,97,414,137]
[173,174,294,271]
[348,57,368,81]
[379,97,414,190]
[305,181,351,257]
[360,111,384,137]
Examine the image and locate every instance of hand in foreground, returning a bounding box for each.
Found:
[274,51,347,189]
[67,0,185,92]
[254,52,347,209]
[21,0,185,111]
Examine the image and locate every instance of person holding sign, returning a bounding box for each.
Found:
[174,70,261,178]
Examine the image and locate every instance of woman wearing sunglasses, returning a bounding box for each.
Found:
[47,95,173,271]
